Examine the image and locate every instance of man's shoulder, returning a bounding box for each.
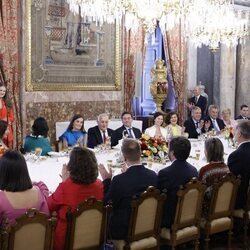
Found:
[235,115,242,120]
[88,126,99,132]
[132,126,141,131]
[189,96,195,101]
[158,164,174,176]
[184,118,193,125]
[216,117,224,122]
[114,125,125,132]
[199,95,207,101]
[107,128,114,133]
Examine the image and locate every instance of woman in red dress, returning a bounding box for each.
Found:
[0,83,14,148]
[48,147,103,250]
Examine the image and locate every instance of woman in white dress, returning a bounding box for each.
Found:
[165,111,183,138]
[144,112,167,139]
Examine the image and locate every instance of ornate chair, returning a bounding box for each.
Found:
[160,178,206,250]
[233,183,250,249]
[201,173,241,250]
[1,208,57,250]
[64,197,109,250]
[112,186,166,250]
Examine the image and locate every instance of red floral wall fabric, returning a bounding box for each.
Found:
[163,23,187,124]
[0,0,22,148]
[124,29,145,113]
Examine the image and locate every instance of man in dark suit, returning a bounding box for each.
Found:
[202,104,225,133]
[235,104,250,120]
[158,137,198,228]
[184,106,206,138]
[188,86,207,117]
[99,138,157,239]
[87,113,113,148]
[228,120,250,209]
[111,111,142,147]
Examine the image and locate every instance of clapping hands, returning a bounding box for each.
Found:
[98,164,112,180]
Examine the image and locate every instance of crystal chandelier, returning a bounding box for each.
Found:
[66,0,249,49]
[186,0,249,50]
[66,0,193,34]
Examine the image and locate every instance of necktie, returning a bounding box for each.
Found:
[195,96,198,104]
[212,119,219,132]
[196,122,199,128]
[103,131,106,143]
[128,128,133,138]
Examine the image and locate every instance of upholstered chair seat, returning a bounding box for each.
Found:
[160,178,206,250]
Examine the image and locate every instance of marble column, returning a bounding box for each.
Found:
[219,45,237,117]
[236,36,250,115]
[187,40,197,91]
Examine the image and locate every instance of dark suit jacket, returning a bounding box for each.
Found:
[228,142,250,209]
[158,160,198,227]
[235,115,250,120]
[184,118,201,139]
[190,95,207,116]
[87,126,113,148]
[111,125,142,147]
[202,116,225,132]
[103,165,157,239]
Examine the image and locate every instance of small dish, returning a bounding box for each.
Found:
[47,152,65,157]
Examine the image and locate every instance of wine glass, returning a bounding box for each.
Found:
[34,147,42,161]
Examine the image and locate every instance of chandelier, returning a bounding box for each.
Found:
[66,0,249,49]
[186,0,249,50]
[66,0,193,34]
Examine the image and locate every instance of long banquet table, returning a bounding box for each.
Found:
[26,138,235,192]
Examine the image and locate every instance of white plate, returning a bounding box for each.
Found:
[47,152,65,157]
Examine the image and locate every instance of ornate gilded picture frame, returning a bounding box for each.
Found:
[25,0,122,91]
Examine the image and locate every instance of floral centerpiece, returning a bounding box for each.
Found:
[223,127,234,140]
[139,134,168,162]
[223,127,235,147]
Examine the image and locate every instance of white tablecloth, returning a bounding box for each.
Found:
[26,138,235,192]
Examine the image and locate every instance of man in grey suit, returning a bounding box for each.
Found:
[228,120,250,208]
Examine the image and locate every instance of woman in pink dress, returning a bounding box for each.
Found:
[221,108,237,134]
[0,150,49,225]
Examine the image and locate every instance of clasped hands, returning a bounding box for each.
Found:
[98,162,128,180]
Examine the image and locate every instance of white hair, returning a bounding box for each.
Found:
[97,113,109,122]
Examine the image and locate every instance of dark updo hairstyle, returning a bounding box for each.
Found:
[0,82,13,109]
[67,114,85,132]
[32,117,49,138]
[153,112,164,125]
[204,138,224,163]
[165,111,179,125]
[0,150,32,192]
[67,147,98,184]
[0,119,8,139]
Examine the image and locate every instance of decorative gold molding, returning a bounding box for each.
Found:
[25,0,122,91]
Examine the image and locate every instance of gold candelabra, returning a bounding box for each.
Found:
[150,59,168,113]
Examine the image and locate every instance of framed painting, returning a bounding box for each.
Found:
[25,0,122,91]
